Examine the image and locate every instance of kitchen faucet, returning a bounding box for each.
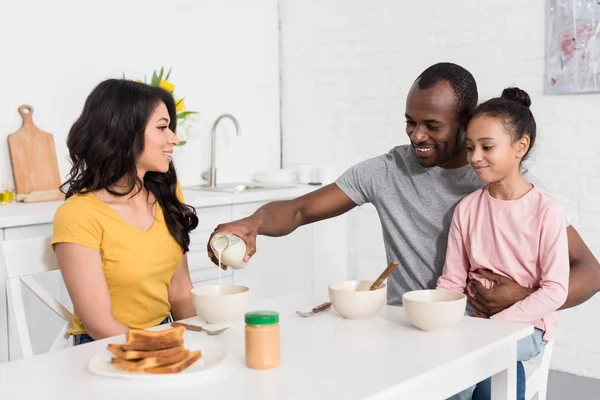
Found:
[202,114,241,187]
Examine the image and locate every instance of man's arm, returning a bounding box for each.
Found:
[207,183,357,265]
[561,226,600,309]
[469,225,600,315]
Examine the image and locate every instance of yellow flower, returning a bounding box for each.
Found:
[134,79,142,83]
[159,80,175,93]
[175,99,185,112]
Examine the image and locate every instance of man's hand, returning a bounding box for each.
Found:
[206,216,260,269]
[467,269,535,316]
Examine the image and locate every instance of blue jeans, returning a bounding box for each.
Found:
[73,316,172,346]
[448,304,546,400]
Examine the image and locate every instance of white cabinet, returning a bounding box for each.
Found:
[4,223,53,240]
[347,205,386,280]
[229,202,349,302]
[231,202,312,302]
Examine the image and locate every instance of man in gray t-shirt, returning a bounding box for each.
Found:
[208,62,599,316]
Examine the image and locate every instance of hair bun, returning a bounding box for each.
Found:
[501,87,531,108]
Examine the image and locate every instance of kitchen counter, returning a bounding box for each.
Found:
[0,185,317,229]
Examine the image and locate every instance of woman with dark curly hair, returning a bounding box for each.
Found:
[52,79,199,345]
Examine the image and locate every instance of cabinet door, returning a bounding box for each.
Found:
[4,223,53,240]
[348,205,386,280]
[231,202,313,302]
[311,214,349,296]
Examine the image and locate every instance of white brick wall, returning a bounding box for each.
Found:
[280,0,600,378]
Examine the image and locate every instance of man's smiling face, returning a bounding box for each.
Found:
[405,80,463,168]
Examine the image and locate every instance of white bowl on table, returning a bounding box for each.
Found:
[328,280,387,320]
[191,284,249,324]
[402,289,466,331]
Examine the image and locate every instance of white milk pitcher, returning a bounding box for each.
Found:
[210,233,248,270]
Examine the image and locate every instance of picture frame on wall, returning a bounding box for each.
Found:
[545,0,600,94]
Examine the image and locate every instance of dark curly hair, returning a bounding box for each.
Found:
[61,79,198,252]
[472,87,536,161]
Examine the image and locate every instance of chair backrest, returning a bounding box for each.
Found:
[0,236,73,361]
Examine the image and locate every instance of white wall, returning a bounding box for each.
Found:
[280,0,600,378]
[0,0,280,188]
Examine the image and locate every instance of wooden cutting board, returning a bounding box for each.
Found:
[7,105,61,196]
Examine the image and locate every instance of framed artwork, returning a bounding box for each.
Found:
[545,0,600,94]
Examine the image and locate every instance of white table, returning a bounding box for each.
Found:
[0,294,532,400]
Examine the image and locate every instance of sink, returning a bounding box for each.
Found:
[186,183,296,193]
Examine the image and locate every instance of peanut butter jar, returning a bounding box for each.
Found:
[244,311,280,369]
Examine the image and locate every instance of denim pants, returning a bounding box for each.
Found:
[448,304,546,400]
[73,315,172,346]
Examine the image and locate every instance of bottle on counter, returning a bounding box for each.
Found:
[6,182,15,204]
[244,311,280,369]
[0,183,8,206]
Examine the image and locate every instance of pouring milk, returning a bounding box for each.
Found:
[210,233,248,284]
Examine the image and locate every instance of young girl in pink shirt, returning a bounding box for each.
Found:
[437,87,569,400]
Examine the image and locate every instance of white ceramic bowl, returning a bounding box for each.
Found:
[402,289,466,331]
[191,284,249,324]
[328,280,387,320]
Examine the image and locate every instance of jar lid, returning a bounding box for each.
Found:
[245,311,279,325]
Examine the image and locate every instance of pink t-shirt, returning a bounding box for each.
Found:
[437,185,569,340]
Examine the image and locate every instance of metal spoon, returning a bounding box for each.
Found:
[295,302,332,318]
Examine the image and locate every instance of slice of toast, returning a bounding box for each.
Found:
[107,343,186,360]
[121,326,185,351]
[111,349,190,372]
[144,350,202,374]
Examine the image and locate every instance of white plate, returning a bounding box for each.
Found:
[88,337,230,380]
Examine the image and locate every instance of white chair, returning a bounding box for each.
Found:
[1,236,72,361]
[523,339,555,400]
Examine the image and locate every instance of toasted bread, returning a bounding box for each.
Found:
[111,349,190,372]
[144,350,202,374]
[121,326,185,351]
[107,343,186,360]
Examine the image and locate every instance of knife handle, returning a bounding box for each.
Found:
[313,302,331,313]
[171,321,203,332]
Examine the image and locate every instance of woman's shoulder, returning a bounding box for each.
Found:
[53,192,108,224]
[55,192,96,213]
[52,192,105,250]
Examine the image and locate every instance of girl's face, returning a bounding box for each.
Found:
[137,102,179,175]
[465,115,529,184]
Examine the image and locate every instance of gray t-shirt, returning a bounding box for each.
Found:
[336,145,541,306]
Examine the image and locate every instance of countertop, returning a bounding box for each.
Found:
[0,185,317,229]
